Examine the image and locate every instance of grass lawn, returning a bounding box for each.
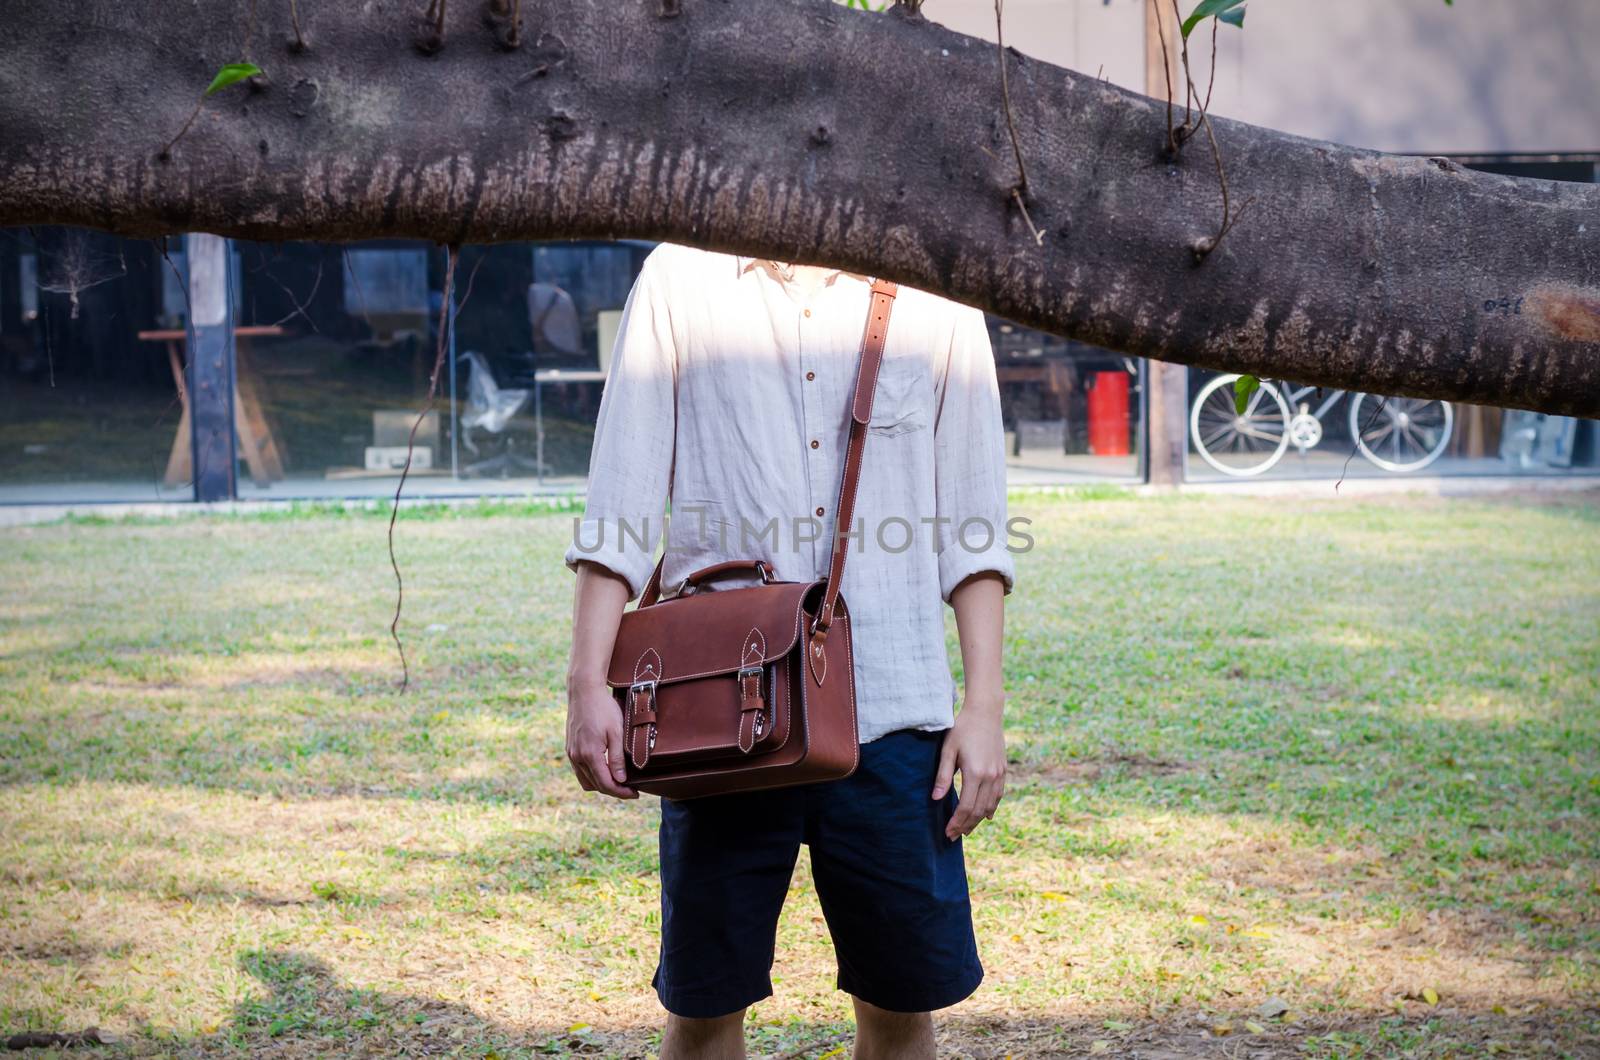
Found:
[1,490,1597,1058]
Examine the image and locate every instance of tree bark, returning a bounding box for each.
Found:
[1,0,1595,415]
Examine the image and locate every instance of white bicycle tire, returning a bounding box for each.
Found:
[1190,374,1292,477]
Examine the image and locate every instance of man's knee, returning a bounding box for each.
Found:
[661,1007,748,1059]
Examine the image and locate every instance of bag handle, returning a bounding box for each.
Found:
[635,278,901,636]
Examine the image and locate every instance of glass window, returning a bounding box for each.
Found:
[227,239,452,499]
[222,239,650,500]
[1184,156,1598,483]
[0,227,192,504]
[992,320,1142,484]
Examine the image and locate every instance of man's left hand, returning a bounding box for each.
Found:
[931,695,1006,840]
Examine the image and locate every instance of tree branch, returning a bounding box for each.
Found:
[0,0,1595,415]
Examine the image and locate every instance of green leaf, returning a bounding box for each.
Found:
[1233,374,1260,415]
[1181,0,1246,39]
[204,62,262,96]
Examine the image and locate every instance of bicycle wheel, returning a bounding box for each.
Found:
[1190,374,1291,477]
[1348,393,1454,473]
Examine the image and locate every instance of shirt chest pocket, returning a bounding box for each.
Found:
[866,350,930,438]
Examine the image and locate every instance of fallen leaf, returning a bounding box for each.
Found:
[1211,1022,1233,1037]
[1422,987,1440,1005]
[1257,997,1290,1020]
[1040,891,1068,902]
[1089,1041,1110,1054]
[1189,914,1209,926]
[1244,1021,1267,1035]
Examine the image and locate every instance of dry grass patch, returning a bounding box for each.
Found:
[2,492,1596,1057]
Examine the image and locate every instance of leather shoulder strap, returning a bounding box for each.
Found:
[810,278,898,654]
[637,278,901,617]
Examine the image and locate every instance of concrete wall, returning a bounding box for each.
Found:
[925,0,1600,155]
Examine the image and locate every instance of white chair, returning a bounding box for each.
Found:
[460,349,542,477]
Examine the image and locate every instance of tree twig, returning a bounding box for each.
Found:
[1203,16,1219,116]
[1011,189,1043,246]
[388,243,460,693]
[993,0,1042,245]
[1172,0,1191,130]
[1154,2,1177,156]
[158,101,205,160]
[288,0,307,51]
[1191,111,1253,262]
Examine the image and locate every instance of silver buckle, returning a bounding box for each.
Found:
[630,679,658,748]
[738,666,765,737]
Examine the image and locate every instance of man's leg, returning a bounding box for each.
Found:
[661,1009,748,1060]
[807,730,983,1028]
[654,789,801,1035]
[851,997,935,1060]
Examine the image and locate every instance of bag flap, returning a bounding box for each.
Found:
[606,579,819,689]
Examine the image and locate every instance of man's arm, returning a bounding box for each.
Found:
[934,571,1007,839]
[562,247,676,799]
[929,304,1015,840]
[565,561,636,799]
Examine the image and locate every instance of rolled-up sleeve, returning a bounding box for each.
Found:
[932,305,1015,603]
[563,249,676,600]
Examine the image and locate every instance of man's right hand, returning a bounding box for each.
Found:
[565,679,637,799]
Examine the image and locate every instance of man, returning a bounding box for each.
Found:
[564,242,1013,1059]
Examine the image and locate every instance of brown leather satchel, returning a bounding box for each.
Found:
[605,279,900,800]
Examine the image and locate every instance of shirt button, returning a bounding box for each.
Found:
[810,440,819,450]
[805,371,815,381]
[815,506,825,517]
[803,308,812,318]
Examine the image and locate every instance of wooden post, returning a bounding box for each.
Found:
[1143,0,1189,487]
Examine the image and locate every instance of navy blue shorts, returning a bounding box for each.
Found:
[653,728,982,1019]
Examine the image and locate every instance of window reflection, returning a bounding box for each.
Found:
[0,228,189,503]
[992,321,1141,483]
[3,225,1592,504]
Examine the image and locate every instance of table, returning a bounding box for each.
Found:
[139,326,289,489]
[533,368,607,484]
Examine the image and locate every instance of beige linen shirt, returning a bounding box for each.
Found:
[565,242,1015,743]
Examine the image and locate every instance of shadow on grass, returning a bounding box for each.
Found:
[9,947,1594,1059]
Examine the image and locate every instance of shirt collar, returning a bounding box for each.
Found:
[735,255,871,286]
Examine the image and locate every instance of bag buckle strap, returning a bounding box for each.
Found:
[628,679,658,766]
[737,665,765,751]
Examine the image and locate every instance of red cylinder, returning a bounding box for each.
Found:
[1087,371,1131,456]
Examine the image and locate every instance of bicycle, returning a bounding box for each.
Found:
[1190,374,1455,477]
